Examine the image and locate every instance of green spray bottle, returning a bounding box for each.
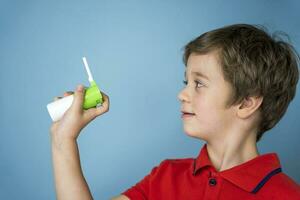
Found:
[47,57,103,122]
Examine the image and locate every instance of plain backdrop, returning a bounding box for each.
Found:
[0,0,299,199]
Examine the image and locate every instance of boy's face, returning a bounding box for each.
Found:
[178,52,237,141]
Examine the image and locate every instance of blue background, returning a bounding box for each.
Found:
[0,0,299,199]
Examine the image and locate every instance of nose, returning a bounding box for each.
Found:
[177,87,190,103]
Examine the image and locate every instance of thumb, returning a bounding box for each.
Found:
[72,84,85,112]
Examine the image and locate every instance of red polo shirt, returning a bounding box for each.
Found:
[122,144,300,199]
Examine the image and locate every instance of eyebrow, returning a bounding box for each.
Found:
[184,71,210,81]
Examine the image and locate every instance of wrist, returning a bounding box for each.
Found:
[51,135,77,152]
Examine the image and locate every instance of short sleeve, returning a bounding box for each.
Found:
[121,160,167,200]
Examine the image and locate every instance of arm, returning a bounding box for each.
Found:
[52,139,93,200]
[52,139,130,200]
[50,85,110,200]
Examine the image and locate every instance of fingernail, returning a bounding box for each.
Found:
[77,85,84,91]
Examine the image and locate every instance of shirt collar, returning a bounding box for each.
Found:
[193,144,282,193]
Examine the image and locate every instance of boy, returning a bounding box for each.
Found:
[50,24,300,199]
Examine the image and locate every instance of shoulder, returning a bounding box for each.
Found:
[271,172,300,193]
[149,157,194,177]
[158,157,194,169]
[161,157,194,166]
[261,171,300,199]
[121,158,195,199]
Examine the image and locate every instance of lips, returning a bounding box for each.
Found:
[183,112,194,114]
[181,108,195,118]
[182,113,195,115]
[181,111,195,115]
[181,111,195,119]
[181,112,195,119]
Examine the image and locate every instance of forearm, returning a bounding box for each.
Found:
[51,138,93,200]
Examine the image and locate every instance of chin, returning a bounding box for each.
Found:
[183,128,209,141]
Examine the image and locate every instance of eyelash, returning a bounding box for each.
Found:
[182,80,204,88]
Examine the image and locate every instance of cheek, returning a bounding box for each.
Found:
[193,92,234,130]
[193,93,214,113]
[195,106,221,126]
[193,94,224,123]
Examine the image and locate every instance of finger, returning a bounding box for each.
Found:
[63,91,74,97]
[101,92,110,110]
[83,92,110,122]
[71,84,86,112]
[97,92,110,114]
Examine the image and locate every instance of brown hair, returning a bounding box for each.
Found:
[183,24,299,142]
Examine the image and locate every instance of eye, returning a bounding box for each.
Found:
[182,80,204,88]
[194,80,204,88]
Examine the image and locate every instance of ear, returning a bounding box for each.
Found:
[236,96,263,119]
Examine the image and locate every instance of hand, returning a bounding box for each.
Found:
[50,84,110,145]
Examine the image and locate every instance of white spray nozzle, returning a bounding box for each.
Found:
[82,56,94,83]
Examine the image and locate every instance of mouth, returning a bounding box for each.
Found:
[181,110,195,114]
[181,111,195,118]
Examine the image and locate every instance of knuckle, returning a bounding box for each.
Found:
[97,110,103,116]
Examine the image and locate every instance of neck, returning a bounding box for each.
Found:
[206,129,259,172]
